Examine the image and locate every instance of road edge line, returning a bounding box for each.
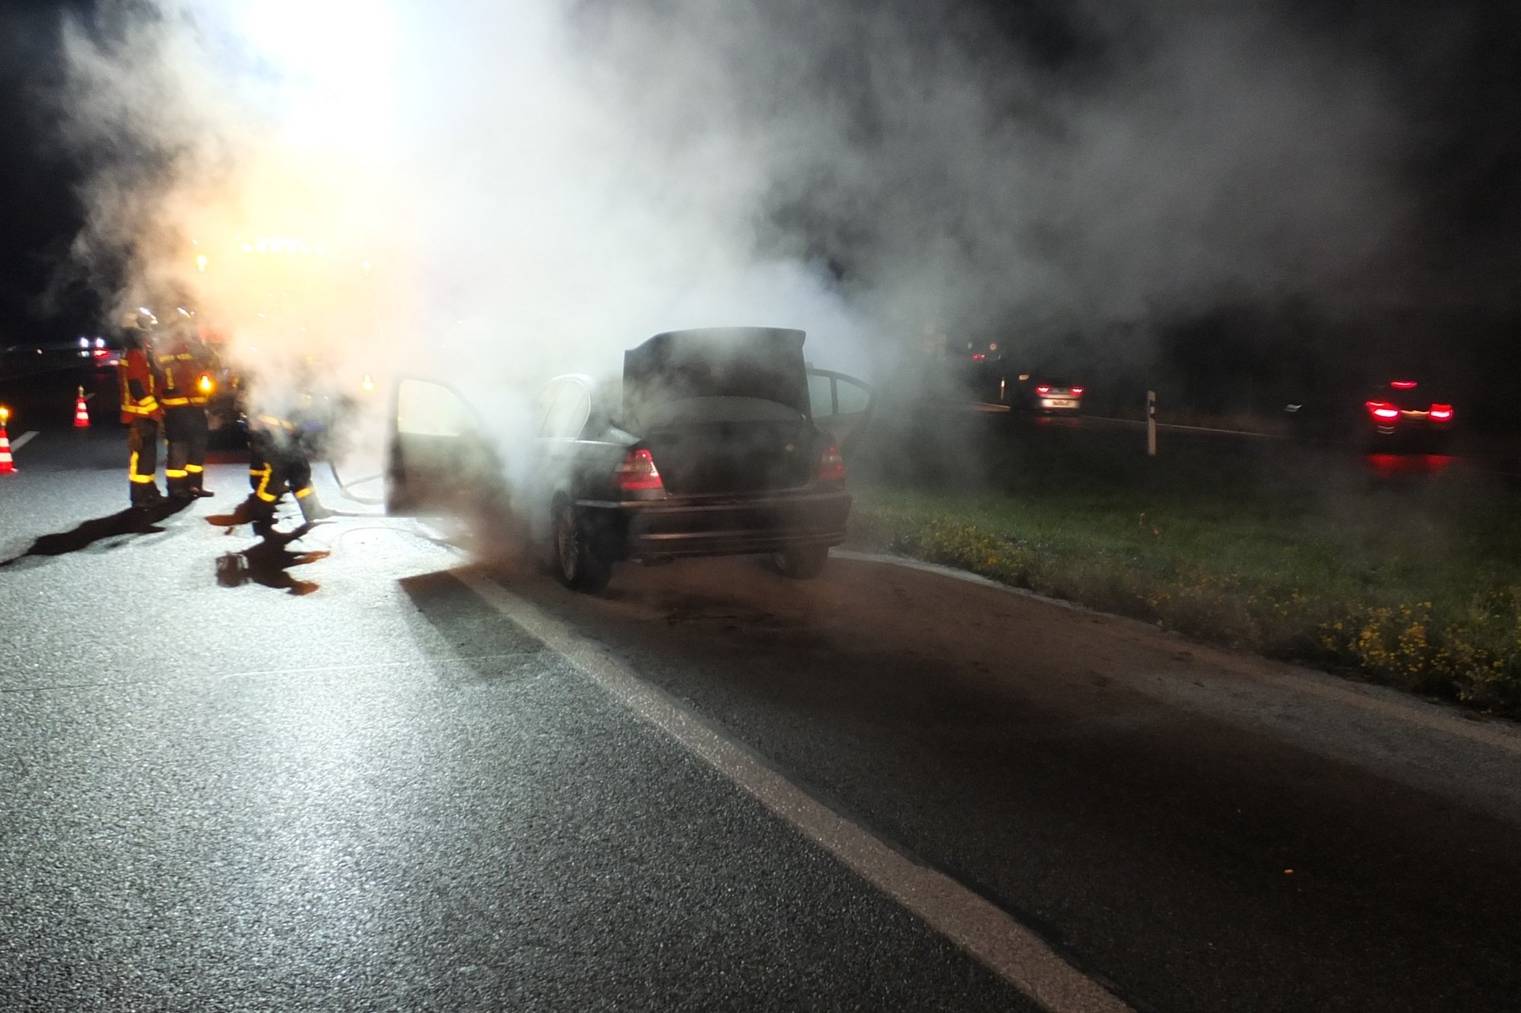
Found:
[11,430,38,451]
[455,567,1131,1013]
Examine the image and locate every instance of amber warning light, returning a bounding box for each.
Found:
[0,405,9,426]
[197,373,216,397]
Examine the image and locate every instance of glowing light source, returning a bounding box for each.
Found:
[1429,404,1453,421]
[615,448,664,491]
[1390,379,1418,390]
[816,440,847,482]
[0,405,10,426]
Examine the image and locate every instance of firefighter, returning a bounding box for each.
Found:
[156,310,218,501]
[117,310,164,508]
[245,396,333,529]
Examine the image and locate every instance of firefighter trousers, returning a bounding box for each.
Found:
[126,417,161,505]
[164,406,209,497]
[248,429,319,519]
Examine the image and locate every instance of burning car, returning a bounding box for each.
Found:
[386,326,872,592]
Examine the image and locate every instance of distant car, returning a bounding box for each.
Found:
[941,337,1008,404]
[1,337,121,378]
[387,327,873,592]
[1013,375,1086,414]
[1285,377,1456,451]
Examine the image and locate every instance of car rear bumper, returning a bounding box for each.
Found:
[579,490,851,560]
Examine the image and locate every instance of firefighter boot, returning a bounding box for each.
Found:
[188,465,214,497]
[297,489,334,524]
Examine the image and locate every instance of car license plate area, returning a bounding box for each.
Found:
[1042,398,1077,409]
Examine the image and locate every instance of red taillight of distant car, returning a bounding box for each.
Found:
[1070,386,1085,396]
[817,440,847,483]
[1390,379,1418,390]
[1365,400,1400,421]
[615,447,664,491]
[1429,404,1454,421]
[1035,385,1051,395]
[971,353,986,362]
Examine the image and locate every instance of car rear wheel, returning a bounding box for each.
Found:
[553,499,611,593]
[772,544,829,580]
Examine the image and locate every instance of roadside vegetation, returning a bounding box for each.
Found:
[848,417,1521,716]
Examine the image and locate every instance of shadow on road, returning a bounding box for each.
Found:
[0,498,191,568]
[207,501,330,595]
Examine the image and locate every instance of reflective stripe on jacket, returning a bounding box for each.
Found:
[118,348,162,422]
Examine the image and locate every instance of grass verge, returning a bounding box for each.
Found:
[848,476,1521,717]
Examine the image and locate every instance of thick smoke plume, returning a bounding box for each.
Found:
[58,0,1409,440]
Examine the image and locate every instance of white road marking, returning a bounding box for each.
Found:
[1084,415,1287,439]
[11,430,38,451]
[455,567,1130,1013]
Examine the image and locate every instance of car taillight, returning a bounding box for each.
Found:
[971,352,986,362]
[1429,404,1454,421]
[1365,400,1400,421]
[615,447,664,491]
[1035,385,1051,395]
[817,440,846,483]
[1390,379,1418,390]
[1070,386,1085,396]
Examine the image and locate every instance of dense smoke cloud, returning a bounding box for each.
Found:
[57,0,1411,418]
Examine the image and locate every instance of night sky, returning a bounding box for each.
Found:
[2,0,1518,350]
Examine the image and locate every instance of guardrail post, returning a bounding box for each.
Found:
[1147,390,1158,457]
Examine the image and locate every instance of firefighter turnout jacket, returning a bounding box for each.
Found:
[118,346,162,423]
[157,338,218,408]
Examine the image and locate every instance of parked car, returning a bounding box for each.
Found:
[386,326,872,592]
[1285,376,1456,451]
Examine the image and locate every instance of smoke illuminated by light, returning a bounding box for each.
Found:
[56,0,1412,477]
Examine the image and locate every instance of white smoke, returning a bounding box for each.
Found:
[57,0,1409,434]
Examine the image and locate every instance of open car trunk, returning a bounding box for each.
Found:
[638,397,816,495]
[623,329,816,496]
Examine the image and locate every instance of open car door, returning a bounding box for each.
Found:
[386,377,503,516]
[806,368,874,452]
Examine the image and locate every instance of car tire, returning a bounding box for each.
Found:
[772,544,829,579]
[553,499,611,593]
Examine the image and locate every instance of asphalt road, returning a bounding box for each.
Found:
[3,425,1521,1011]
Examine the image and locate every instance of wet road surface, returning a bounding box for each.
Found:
[3,427,1520,1011]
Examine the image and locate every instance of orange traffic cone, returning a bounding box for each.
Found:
[73,387,90,428]
[0,424,15,476]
